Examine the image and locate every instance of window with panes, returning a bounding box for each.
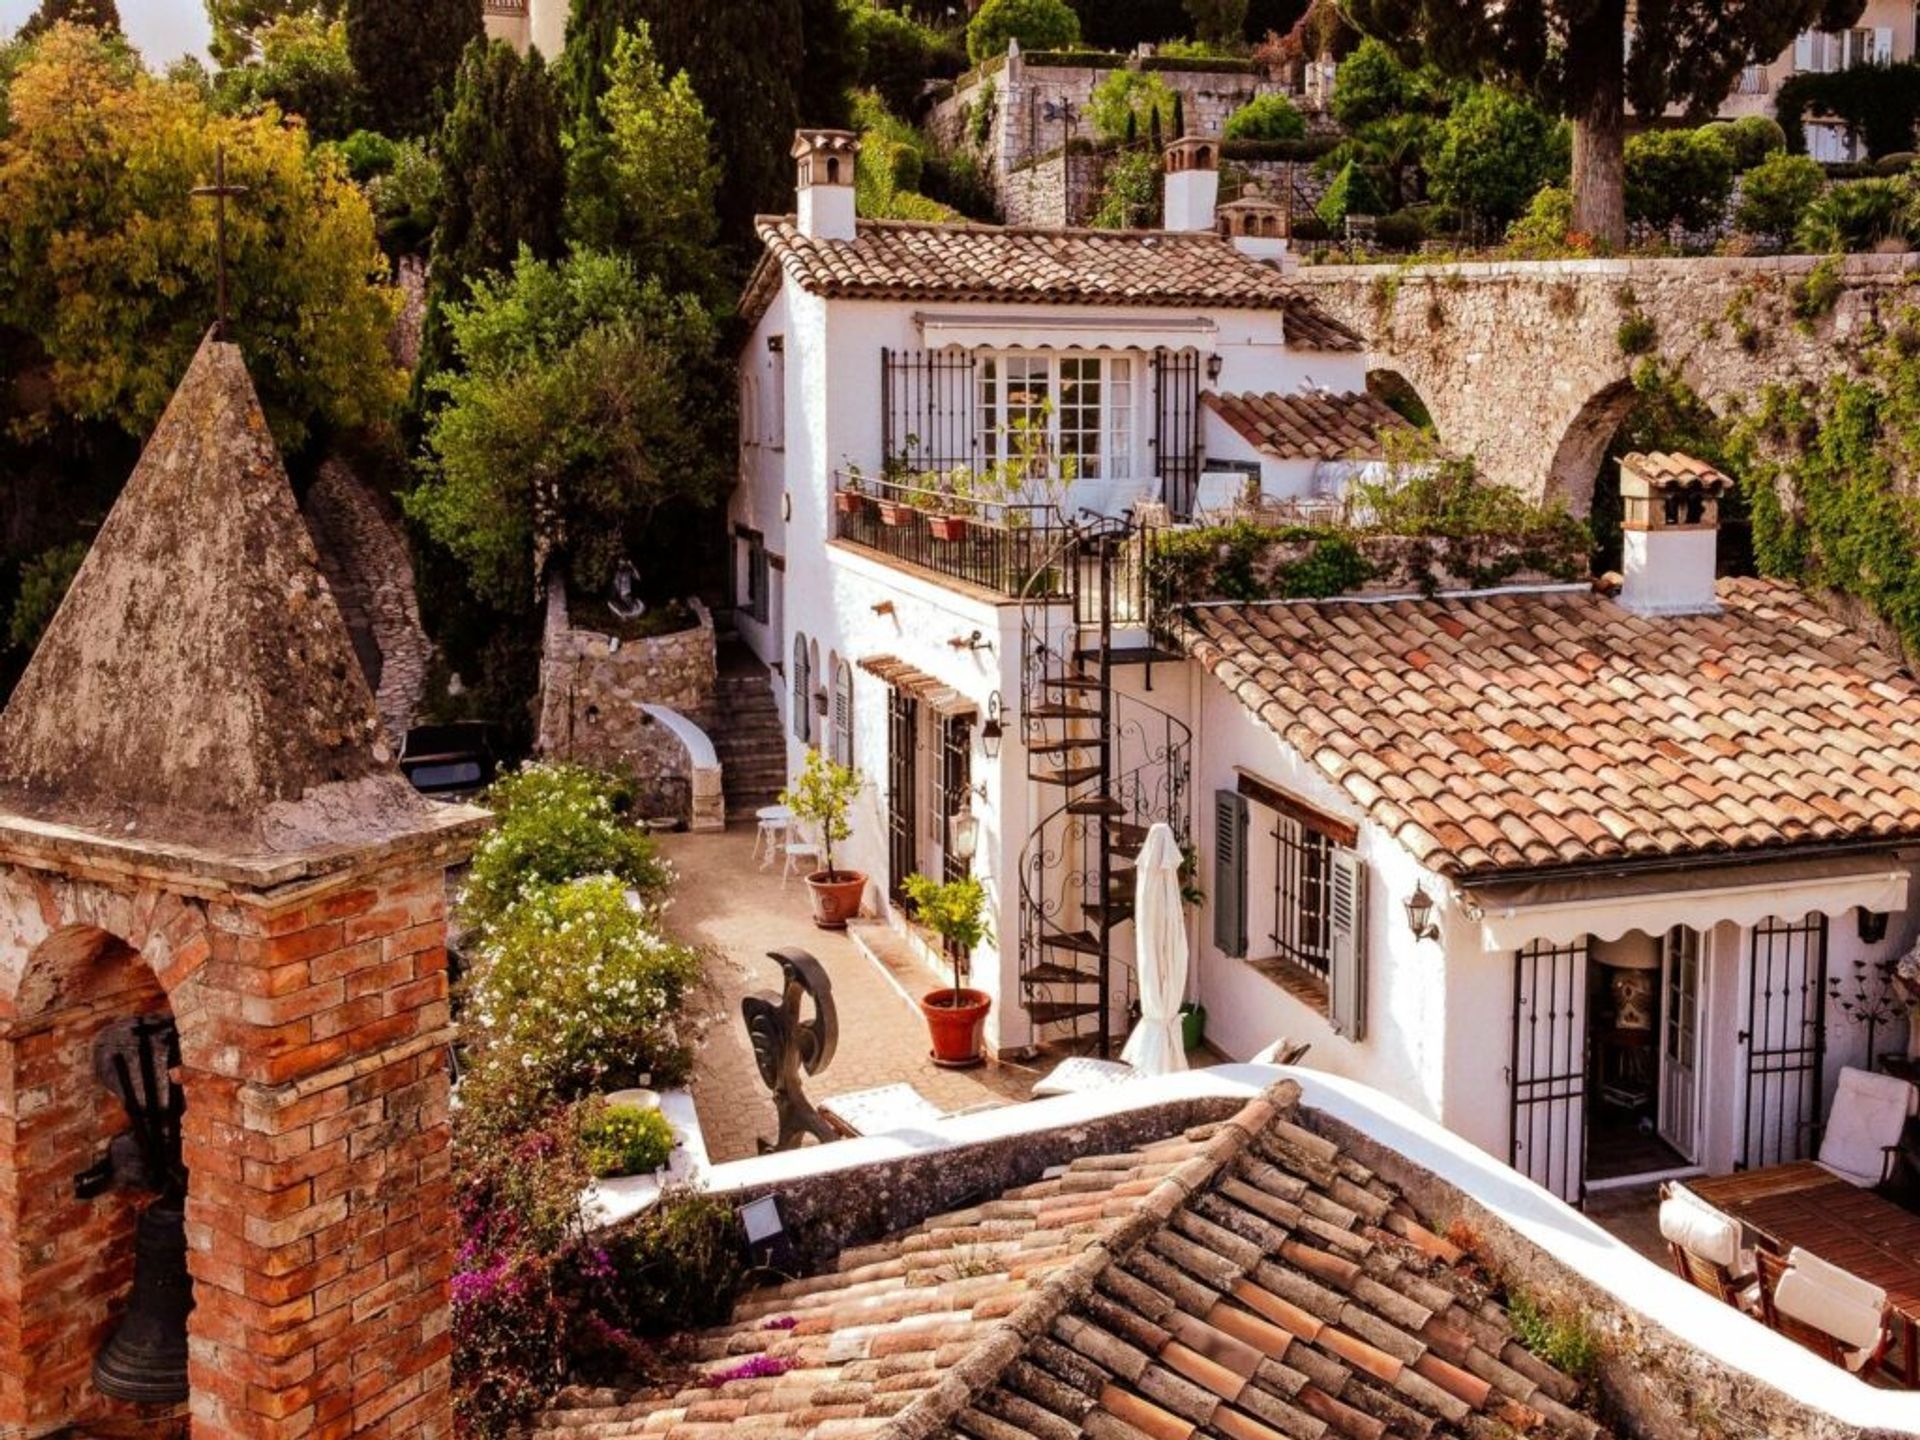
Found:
[976,353,1135,480]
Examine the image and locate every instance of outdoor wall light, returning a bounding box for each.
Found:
[1405,885,1441,942]
[1205,353,1225,383]
[949,804,981,863]
[1859,909,1891,944]
[948,629,991,653]
[979,692,1004,760]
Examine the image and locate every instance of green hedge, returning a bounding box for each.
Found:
[1022,48,1129,66]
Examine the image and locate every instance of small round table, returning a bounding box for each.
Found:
[754,804,794,869]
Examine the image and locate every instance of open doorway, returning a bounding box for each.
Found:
[1586,926,1706,1187]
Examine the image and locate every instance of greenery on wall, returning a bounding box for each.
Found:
[1731,304,1920,662]
[1776,62,1920,161]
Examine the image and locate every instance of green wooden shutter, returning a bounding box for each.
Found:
[1212,789,1249,958]
[1328,846,1368,1041]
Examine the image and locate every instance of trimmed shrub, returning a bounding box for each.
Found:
[1428,86,1567,228]
[1734,151,1826,239]
[462,762,672,937]
[1223,91,1306,142]
[1316,158,1385,227]
[1723,115,1787,168]
[967,0,1079,62]
[1374,207,1427,250]
[1625,126,1737,231]
[581,1102,676,1177]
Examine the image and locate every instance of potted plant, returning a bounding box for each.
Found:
[835,466,871,517]
[875,490,914,526]
[779,750,867,928]
[902,872,993,1067]
[924,466,977,542]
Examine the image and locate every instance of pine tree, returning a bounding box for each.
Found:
[1342,0,1867,247]
[18,0,120,40]
[414,38,564,403]
[344,0,480,137]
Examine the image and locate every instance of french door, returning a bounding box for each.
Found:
[886,690,919,905]
[1741,917,1829,1170]
[1658,926,1704,1162]
[1510,939,1589,1204]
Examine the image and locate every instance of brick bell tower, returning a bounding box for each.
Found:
[0,334,487,1438]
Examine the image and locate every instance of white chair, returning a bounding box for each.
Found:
[1658,1185,1755,1309]
[1816,1066,1919,1188]
[1763,1246,1893,1373]
[779,820,823,888]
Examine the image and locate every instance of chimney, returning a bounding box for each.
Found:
[1216,182,1293,265]
[792,129,859,242]
[1162,136,1219,232]
[1617,451,1731,616]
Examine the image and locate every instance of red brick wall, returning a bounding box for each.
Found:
[0,857,457,1440]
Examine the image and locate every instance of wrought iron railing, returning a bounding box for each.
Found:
[832,471,1074,597]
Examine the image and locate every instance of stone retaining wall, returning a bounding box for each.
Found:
[536,580,719,823]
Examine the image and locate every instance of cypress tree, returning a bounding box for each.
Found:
[1148,103,1163,154]
[344,0,480,137]
[1171,90,1185,140]
[413,39,565,404]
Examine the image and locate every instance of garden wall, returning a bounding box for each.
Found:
[536,580,720,824]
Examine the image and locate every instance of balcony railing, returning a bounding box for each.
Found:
[832,472,1075,598]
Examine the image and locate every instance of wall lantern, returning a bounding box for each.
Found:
[979,692,1004,760]
[949,803,981,863]
[949,629,991,653]
[1858,909,1890,944]
[1405,884,1441,942]
[1205,353,1225,383]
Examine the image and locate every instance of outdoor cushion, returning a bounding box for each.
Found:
[1777,1247,1888,1369]
[1659,1190,1740,1270]
[1816,1066,1919,1187]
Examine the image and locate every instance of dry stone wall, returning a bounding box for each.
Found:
[1291,253,1920,509]
[535,581,720,826]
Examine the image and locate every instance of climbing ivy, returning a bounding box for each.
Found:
[1730,305,1920,660]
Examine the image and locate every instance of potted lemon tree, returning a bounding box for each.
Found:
[780,751,867,929]
[902,872,992,1066]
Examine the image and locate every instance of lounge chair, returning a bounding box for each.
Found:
[1816,1066,1919,1189]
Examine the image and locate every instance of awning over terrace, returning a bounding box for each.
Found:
[1466,851,1913,953]
[913,311,1218,353]
[856,655,978,718]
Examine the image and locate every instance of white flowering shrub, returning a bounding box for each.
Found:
[463,874,703,1122]
[464,762,673,937]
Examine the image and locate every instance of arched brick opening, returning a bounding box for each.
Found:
[0,920,197,1434]
[1364,367,1437,434]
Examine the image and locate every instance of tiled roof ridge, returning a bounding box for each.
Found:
[879,1080,1301,1440]
[753,213,1241,243]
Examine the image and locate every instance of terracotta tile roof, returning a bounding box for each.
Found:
[742,218,1362,351]
[534,1082,1600,1440]
[1619,451,1735,491]
[1177,578,1920,879]
[1206,390,1411,462]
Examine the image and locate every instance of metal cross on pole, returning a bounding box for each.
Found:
[190,143,249,340]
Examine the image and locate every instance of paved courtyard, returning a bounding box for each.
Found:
[657,825,1041,1162]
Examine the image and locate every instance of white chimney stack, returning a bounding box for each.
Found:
[1617,451,1730,616]
[1216,183,1293,266]
[793,129,859,242]
[1162,136,1219,232]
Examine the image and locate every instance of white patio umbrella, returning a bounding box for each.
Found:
[1120,821,1189,1077]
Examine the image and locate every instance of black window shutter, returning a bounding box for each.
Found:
[1212,789,1249,958]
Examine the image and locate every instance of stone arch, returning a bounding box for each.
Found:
[1365,367,1437,434]
[1542,379,1637,516]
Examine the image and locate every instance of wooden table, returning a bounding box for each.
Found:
[1687,1162,1920,1387]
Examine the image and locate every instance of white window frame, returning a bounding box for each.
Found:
[974,351,1138,482]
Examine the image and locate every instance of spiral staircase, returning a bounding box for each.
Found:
[1015,518,1193,1057]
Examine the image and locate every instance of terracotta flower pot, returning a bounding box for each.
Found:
[834,490,869,516]
[805,870,867,929]
[876,499,912,527]
[921,987,991,1068]
[926,514,970,542]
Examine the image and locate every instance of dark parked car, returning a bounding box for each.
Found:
[399,723,497,800]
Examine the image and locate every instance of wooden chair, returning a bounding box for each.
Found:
[1755,1248,1895,1373]
[1659,1184,1754,1310]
